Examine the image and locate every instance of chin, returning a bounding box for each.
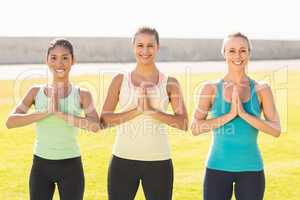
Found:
[142,61,152,65]
[55,74,67,79]
[235,68,246,73]
[138,60,153,65]
[228,63,246,71]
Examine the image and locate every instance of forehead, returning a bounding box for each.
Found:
[224,37,249,49]
[135,33,157,43]
[48,45,72,55]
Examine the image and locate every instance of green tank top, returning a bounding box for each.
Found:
[34,85,82,160]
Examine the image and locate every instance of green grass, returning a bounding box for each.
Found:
[0,70,299,200]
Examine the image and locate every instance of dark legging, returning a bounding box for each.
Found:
[108,155,173,200]
[29,155,84,200]
[204,168,265,200]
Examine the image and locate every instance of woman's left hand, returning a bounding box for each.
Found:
[141,87,155,114]
[48,86,59,113]
[237,95,247,118]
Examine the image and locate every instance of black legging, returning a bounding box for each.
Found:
[29,155,84,200]
[203,168,265,200]
[108,155,173,200]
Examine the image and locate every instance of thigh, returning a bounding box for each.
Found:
[29,156,55,200]
[57,158,85,200]
[203,168,234,200]
[107,156,140,200]
[141,159,173,200]
[234,171,265,200]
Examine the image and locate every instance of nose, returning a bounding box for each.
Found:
[56,58,64,65]
[233,52,242,60]
[142,47,149,54]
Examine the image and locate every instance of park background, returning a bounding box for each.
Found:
[0,0,299,199]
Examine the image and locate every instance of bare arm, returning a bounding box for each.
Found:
[239,83,281,137]
[145,77,189,131]
[100,74,141,129]
[190,82,237,135]
[54,89,101,133]
[6,87,50,129]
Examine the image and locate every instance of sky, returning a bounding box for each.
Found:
[0,0,299,39]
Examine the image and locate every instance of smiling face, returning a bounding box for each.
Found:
[133,33,159,66]
[223,36,250,72]
[47,45,74,80]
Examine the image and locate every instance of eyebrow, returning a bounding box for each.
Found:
[228,47,247,49]
[50,53,71,56]
[136,42,155,45]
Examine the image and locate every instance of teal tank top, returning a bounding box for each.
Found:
[34,85,82,160]
[207,78,263,171]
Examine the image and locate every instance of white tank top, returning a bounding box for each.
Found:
[112,72,171,161]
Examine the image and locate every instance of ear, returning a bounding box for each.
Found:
[72,57,76,65]
[157,44,160,52]
[45,56,49,64]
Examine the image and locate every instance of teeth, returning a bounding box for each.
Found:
[140,55,150,58]
[55,69,65,73]
[234,61,242,65]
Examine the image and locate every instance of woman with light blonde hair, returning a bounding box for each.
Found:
[191,32,281,200]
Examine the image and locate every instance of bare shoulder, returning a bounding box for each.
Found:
[165,77,180,97]
[253,80,273,102]
[20,86,41,106]
[26,86,41,99]
[78,87,92,99]
[113,73,125,89]
[112,73,124,84]
[29,86,41,94]
[167,76,180,87]
[167,76,178,83]
[200,80,219,95]
[253,80,272,93]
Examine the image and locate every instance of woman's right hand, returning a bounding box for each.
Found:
[137,87,155,115]
[137,87,144,113]
[229,85,238,118]
[48,87,59,114]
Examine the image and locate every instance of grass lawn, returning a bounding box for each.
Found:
[0,70,299,200]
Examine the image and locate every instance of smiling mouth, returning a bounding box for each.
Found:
[55,69,65,73]
[139,55,151,59]
[233,61,243,65]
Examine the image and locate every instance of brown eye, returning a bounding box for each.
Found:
[50,56,56,61]
[63,56,69,60]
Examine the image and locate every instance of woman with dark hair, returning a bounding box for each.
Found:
[6,38,100,200]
